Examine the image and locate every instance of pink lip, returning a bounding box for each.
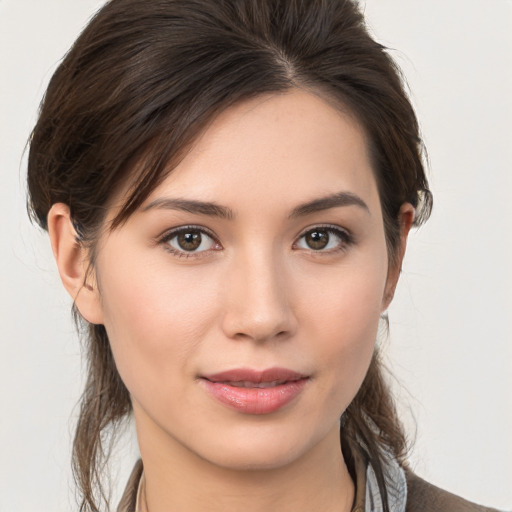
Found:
[200,367,309,415]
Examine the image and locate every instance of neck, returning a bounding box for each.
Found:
[135,416,355,512]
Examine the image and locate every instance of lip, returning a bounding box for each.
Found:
[200,367,309,415]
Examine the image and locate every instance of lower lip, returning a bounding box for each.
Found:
[201,378,308,415]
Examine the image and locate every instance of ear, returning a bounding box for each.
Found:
[382,203,416,311]
[47,203,104,324]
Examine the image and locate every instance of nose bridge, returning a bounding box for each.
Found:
[221,243,295,342]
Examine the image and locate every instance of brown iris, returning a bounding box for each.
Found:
[304,229,329,250]
[177,231,202,251]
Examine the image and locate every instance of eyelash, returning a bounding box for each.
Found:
[294,225,354,254]
[158,224,354,259]
[158,225,221,259]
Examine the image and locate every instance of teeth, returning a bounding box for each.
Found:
[224,380,286,388]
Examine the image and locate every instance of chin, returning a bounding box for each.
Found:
[205,443,306,472]
[188,420,337,473]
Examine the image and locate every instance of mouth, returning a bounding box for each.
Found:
[200,367,309,414]
[214,379,293,388]
[202,367,307,384]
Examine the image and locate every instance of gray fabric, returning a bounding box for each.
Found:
[365,455,407,512]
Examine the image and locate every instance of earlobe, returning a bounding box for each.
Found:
[47,204,104,324]
[382,203,416,310]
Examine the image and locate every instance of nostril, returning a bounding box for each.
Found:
[220,280,297,342]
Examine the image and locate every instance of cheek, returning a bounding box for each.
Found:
[323,288,380,364]
[298,257,388,406]
[301,250,387,340]
[95,250,222,399]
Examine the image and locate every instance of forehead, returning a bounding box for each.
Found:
[128,89,380,218]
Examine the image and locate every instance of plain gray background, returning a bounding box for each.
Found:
[1,0,511,510]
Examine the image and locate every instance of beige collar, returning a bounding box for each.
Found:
[135,471,145,512]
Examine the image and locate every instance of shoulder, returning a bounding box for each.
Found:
[405,470,503,512]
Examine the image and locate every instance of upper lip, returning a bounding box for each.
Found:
[202,367,307,384]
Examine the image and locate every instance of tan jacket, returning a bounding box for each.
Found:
[117,453,501,512]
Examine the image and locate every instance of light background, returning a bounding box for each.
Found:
[0,0,511,510]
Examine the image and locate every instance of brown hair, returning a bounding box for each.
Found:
[27,0,432,510]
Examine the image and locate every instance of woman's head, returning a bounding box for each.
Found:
[60,87,405,465]
[28,0,430,259]
[27,0,431,510]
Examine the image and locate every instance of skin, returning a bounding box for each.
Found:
[49,89,414,512]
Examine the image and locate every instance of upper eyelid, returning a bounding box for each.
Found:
[157,223,352,247]
[295,224,351,239]
[159,224,219,242]
[293,225,354,252]
[158,225,221,258]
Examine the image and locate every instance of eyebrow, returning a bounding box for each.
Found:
[142,191,369,220]
[142,197,235,219]
[289,191,370,218]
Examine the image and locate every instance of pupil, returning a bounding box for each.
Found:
[307,230,328,250]
[178,231,201,251]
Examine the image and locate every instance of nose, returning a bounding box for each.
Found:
[221,249,297,343]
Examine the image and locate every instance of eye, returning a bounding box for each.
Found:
[294,226,352,252]
[161,226,220,256]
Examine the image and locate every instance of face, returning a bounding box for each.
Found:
[89,90,399,470]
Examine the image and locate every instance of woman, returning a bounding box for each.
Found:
[25,0,503,511]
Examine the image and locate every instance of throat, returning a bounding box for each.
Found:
[134,423,355,512]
